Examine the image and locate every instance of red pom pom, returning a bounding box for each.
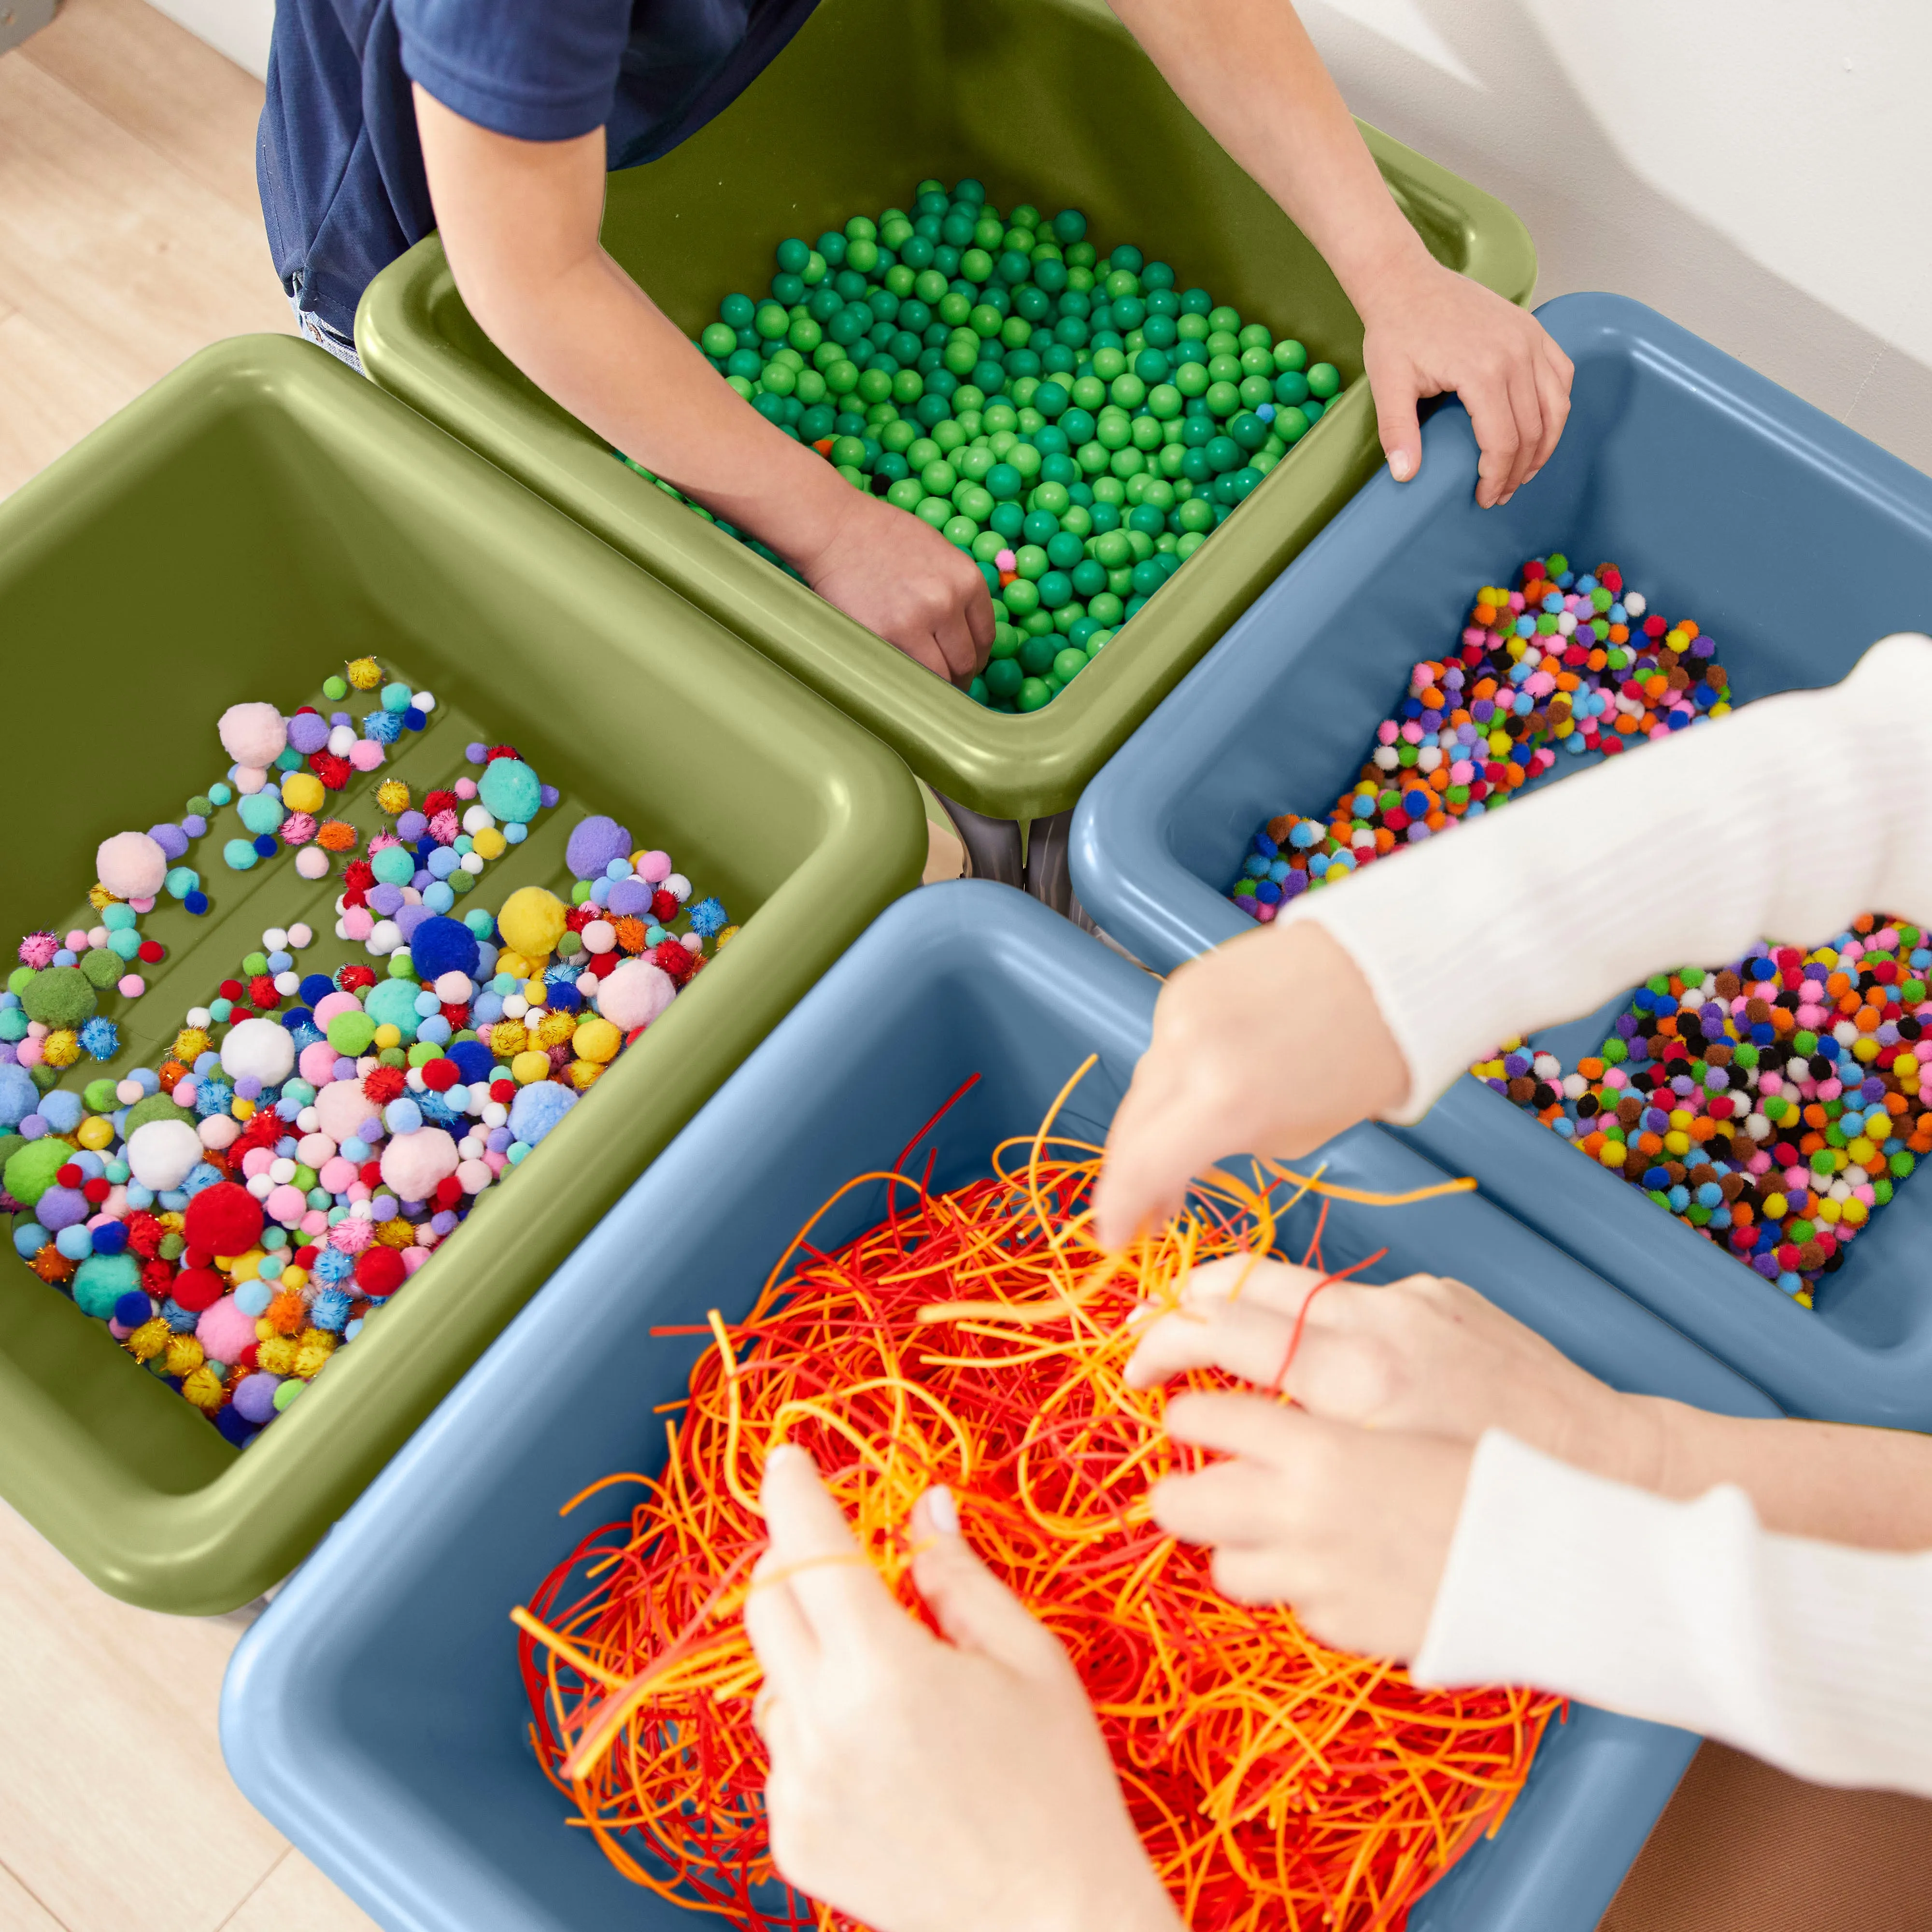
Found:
[311,751,352,790]
[1599,566,1623,593]
[587,950,619,980]
[343,859,375,891]
[440,1002,470,1028]
[249,975,280,1011]
[236,1342,260,1371]
[82,1177,111,1205]
[183,1182,264,1258]
[565,904,597,934]
[490,1079,516,1105]
[362,1065,407,1106]
[56,1163,83,1190]
[651,889,680,924]
[355,1246,406,1297]
[137,940,165,965]
[483,744,522,764]
[140,1257,175,1295]
[218,980,245,1003]
[421,1058,459,1092]
[649,940,694,985]
[1642,614,1667,638]
[294,1246,319,1268]
[359,1160,385,1190]
[424,789,458,816]
[338,963,377,993]
[126,1211,164,1258]
[171,1266,227,1312]
[432,1175,464,1210]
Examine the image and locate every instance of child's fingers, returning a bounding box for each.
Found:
[759,1444,908,1654]
[1495,361,1545,505]
[1369,360,1424,484]
[1528,346,1571,479]
[1124,1293,1297,1391]
[1459,371,1521,510]
[1147,1455,1285,1549]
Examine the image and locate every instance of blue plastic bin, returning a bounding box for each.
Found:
[1071,292,1932,1429]
[220,883,1772,1932]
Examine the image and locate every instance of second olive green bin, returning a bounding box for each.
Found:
[355,0,1536,884]
[0,336,926,1615]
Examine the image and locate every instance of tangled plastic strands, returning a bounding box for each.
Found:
[513,1065,1558,1932]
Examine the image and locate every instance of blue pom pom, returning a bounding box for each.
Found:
[37,1089,84,1134]
[409,915,480,983]
[362,710,403,744]
[185,891,210,915]
[310,1288,354,1331]
[79,1017,120,1061]
[687,896,728,938]
[213,1406,256,1446]
[90,1222,129,1257]
[508,1080,577,1147]
[160,1296,200,1333]
[182,1162,224,1196]
[299,973,336,1007]
[313,1245,355,1285]
[446,1040,494,1085]
[252,834,280,858]
[194,1078,235,1119]
[414,1088,460,1128]
[114,1290,151,1326]
[542,969,584,1013]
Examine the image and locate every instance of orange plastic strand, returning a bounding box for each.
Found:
[512,1079,1555,1932]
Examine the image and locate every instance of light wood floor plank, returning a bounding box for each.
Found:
[18,0,267,218]
[0,1503,286,1932]
[221,1851,382,1932]
[0,1863,63,1932]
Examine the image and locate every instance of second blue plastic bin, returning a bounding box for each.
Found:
[222,884,1778,1932]
[1072,293,1932,1428]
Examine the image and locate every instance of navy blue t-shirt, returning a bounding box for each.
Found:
[259,0,820,342]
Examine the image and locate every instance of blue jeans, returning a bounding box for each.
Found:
[287,293,364,375]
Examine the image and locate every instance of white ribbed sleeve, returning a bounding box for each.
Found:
[1279,634,1932,1122]
[1413,1430,1932,1797]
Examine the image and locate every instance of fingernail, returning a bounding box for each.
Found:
[923,1485,959,1534]
[1388,450,1414,482]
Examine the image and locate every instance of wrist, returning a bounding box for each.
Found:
[1556,1386,1674,1494]
[1333,227,1439,329]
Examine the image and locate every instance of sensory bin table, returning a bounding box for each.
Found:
[220,883,1776,1932]
[1071,292,1932,1428]
[0,336,925,1614]
[353,0,1535,888]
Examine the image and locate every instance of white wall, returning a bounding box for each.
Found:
[145,0,271,80]
[1304,0,1932,473]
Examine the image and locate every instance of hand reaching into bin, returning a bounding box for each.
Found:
[412,92,993,688]
[743,1445,1183,1932]
[1107,0,1571,506]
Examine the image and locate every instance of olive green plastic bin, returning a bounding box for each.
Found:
[0,337,925,1615]
[355,0,1535,841]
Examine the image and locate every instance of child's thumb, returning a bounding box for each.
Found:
[910,1488,1070,1678]
[1375,381,1423,484]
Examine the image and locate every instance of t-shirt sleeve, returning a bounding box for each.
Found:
[395,0,636,142]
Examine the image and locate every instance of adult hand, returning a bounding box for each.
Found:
[1359,255,1574,509]
[1124,1258,1648,1482]
[743,1445,1182,1932]
[1090,920,1409,1251]
[1151,1394,1468,1659]
[797,493,994,687]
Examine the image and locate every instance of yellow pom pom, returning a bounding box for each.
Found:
[232,1097,256,1123]
[174,1027,212,1064]
[567,1058,603,1093]
[88,882,116,912]
[376,780,411,816]
[257,1336,298,1376]
[126,1317,170,1363]
[716,925,740,951]
[227,1248,265,1282]
[571,1017,621,1064]
[488,1020,530,1059]
[41,1030,79,1069]
[495,951,534,983]
[511,1049,552,1086]
[282,770,326,815]
[498,885,568,959]
[181,1365,226,1411]
[373,1023,403,1051]
[535,1011,577,1050]
[157,1210,185,1234]
[522,978,549,1004]
[376,1218,415,1250]
[293,1328,338,1378]
[164,1334,205,1378]
[471,826,507,861]
[281,1265,309,1292]
[76,1115,115,1151]
[346,655,383,690]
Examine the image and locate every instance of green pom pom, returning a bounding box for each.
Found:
[74,1252,140,1320]
[4,1138,71,1208]
[123,1093,195,1137]
[19,966,96,1028]
[80,949,121,989]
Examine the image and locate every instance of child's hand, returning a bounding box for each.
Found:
[1358,255,1573,509]
[1090,920,1410,1250]
[798,493,994,687]
[743,1446,1182,1932]
[1125,1258,1648,1481]
[1152,1394,1468,1658]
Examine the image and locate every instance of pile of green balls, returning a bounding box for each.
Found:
[627,176,1339,712]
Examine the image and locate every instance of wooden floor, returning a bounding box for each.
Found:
[3,7,1932,1932]
[0,0,293,502]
